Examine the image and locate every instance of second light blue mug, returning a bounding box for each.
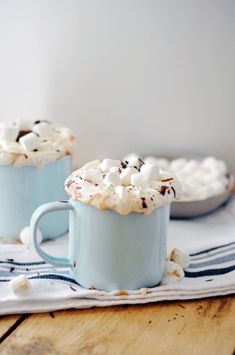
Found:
[0,156,71,240]
[31,200,170,291]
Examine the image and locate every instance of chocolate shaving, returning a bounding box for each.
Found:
[161,178,173,182]
[121,161,127,169]
[141,197,148,208]
[16,130,32,142]
[159,186,167,196]
[138,158,145,165]
[171,186,176,198]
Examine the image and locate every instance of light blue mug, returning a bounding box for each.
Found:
[31,200,170,291]
[0,156,71,239]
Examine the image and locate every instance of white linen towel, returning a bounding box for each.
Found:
[0,198,235,315]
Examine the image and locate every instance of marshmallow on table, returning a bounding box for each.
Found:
[19,132,40,151]
[103,172,121,186]
[81,169,103,184]
[33,122,52,137]
[0,123,19,141]
[20,226,43,245]
[9,274,30,296]
[100,159,122,172]
[169,249,190,270]
[120,167,138,186]
[160,260,184,285]
[130,172,150,188]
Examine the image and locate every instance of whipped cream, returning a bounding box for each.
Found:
[0,119,75,168]
[128,154,230,201]
[65,158,181,216]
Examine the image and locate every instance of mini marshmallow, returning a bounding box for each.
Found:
[170,158,187,172]
[169,249,190,270]
[33,122,52,137]
[16,117,33,131]
[120,167,138,186]
[140,164,160,180]
[126,156,143,169]
[1,142,24,154]
[130,172,150,188]
[9,274,30,296]
[83,159,100,170]
[19,132,40,151]
[115,186,128,201]
[110,166,121,173]
[145,157,170,170]
[103,172,121,186]
[20,226,43,245]
[81,169,103,184]
[181,160,199,176]
[100,159,121,172]
[160,260,184,285]
[0,124,19,142]
[123,153,139,162]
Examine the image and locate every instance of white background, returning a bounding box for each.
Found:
[0,0,234,169]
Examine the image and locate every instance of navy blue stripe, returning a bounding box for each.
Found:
[29,274,79,285]
[0,260,46,266]
[0,273,80,285]
[185,264,235,278]
[190,241,235,257]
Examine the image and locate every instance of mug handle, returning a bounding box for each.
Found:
[30,201,74,267]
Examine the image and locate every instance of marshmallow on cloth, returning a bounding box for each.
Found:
[103,172,121,186]
[9,274,31,296]
[0,123,19,141]
[20,226,43,245]
[100,159,122,172]
[19,132,40,151]
[169,248,190,270]
[160,260,185,285]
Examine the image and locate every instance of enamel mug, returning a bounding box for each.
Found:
[31,199,170,291]
[0,156,71,239]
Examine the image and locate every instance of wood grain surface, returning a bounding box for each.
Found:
[0,296,234,355]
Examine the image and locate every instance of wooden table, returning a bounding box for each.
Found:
[0,296,234,355]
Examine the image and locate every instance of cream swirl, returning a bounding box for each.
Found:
[65,159,181,215]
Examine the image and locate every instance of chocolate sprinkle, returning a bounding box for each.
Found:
[141,197,148,208]
[121,161,127,169]
[33,149,38,152]
[16,130,32,142]
[9,267,15,273]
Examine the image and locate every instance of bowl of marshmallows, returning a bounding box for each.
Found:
[125,154,234,218]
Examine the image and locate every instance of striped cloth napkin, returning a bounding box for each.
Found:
[0,198,235,315]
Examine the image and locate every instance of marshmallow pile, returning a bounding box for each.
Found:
[0,118,75,168]
[129,154,229,201]
[160,249,190,285]
[65,157,181,215]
